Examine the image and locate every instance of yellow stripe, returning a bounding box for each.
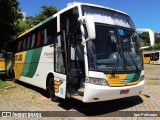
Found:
[143,57,150,64]
[18,28,34,38]
[0,58,5,62]
[14,52,26,80]
[0,58,5,70]
[78,89,84,93]
[106,74,139,87]
[71,96,83,101]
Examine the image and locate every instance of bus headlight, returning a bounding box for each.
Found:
[139,75,144,81]
[86,77,108,86]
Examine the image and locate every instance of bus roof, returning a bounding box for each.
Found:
[69,2,128,15]
[18,2,129,38]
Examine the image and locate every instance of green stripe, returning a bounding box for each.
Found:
[122,72,141,83]
[21,47,42,78]
[20,50,33,76]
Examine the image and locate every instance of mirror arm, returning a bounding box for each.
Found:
[139,46,151,50]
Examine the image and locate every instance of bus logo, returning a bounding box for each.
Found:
[54,81,63,93]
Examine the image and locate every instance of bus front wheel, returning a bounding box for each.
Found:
[48,77,59,102]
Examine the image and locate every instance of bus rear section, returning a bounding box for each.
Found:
[0,54,6,75]
[143,53,151,64]
[0,52,13,78]
[150,51,160,64]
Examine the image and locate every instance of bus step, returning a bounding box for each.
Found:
[78,88,84,96]
[71,94,83,101]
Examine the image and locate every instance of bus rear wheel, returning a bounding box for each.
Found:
[48,77,59,102]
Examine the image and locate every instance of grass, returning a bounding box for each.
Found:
[0,80,8,89]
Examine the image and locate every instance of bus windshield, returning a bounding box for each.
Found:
[87,24,143,73]
[151,52,159,61]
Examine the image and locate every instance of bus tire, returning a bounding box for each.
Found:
[48,77,59,102]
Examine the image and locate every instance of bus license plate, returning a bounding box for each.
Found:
[120,89,129,94]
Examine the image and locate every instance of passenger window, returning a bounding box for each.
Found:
[47,36,53,44]
[37,31,41,47]
[43,29,47,45]
[31,34,35,48]
[27,36,31,49]
[23,39,26,50]
[18,41,23,52]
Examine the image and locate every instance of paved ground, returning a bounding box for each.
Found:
[0,64,160,120]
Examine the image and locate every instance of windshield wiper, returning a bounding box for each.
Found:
[112,45,121,74]
[127,52,139,72]
[127,32,139,72]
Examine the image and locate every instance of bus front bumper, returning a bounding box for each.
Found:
[83,80,144,103]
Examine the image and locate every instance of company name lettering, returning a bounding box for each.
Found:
[44,52,53,56]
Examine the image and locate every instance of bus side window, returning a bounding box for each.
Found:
[47,36,53,44]
[18,41,23,52]
[23,39,26,50]
[37,31,41,47]
[43,29,48,45]
[18,41,21,52]
[31,34,35,48]
[27,36,31,49]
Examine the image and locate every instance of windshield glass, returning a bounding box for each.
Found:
[87,24,143,73]
[121,29,143,71]
[82,5,135,29]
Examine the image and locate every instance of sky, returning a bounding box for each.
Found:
[18,0,160,32]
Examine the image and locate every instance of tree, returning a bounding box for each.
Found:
[0,0,22,48]
[139,32,160,50]
[27,5,58,28]
[139,32,150,47]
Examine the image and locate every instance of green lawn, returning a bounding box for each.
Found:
[0,80,8,89]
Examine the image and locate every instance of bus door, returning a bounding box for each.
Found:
[54,31,67,99]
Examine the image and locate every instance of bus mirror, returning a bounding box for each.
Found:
[136,28,155,47]
[85,16,96,40]
[79,16,96,45]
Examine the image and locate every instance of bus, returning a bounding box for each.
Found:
[150,51,160,64]
[10,2,155,102]
[0,52,13,78]
[0,52,6,76]
[143,52,151,64]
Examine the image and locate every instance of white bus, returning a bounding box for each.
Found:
[10,2,154,102]
[150,51,160,64]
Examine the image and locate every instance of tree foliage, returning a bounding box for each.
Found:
[139,32,160,50]
[27,5,58,29]
[0,0,22,47]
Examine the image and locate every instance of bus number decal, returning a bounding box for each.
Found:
[15,54,23,61]
[109,75,119,79]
